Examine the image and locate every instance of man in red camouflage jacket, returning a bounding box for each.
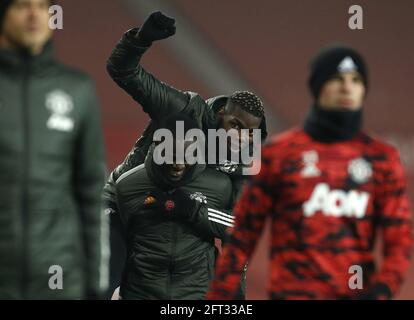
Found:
[207,45,413,300]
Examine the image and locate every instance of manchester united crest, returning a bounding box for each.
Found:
[189,192,207,204]
[348,158,372,184]
[45,89,74,132]
[217,160,239,174]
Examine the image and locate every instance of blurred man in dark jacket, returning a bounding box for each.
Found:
[0,0,108,299]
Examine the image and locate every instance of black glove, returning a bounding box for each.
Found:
[136,11,176,45]
[143,188,201,220]
[169,188,202,220]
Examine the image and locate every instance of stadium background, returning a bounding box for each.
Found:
[52,0,414,299]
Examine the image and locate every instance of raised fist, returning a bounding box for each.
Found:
[136,11,176,44]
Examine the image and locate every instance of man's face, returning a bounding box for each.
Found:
[161,140,194,182]
[217,102,262,153]
[1,0,52,54]
[318,71,366,111]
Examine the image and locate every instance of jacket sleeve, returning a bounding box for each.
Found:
[367,150,413,299]
[185,173,237,241]
[187,205,235,240]
[73,79,109,298]
[106,28,189,121]
[207,148,276,299]
[102,172,127,300]
[102,171,118,213]
[187,178,248,243]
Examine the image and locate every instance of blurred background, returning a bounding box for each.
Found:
[53,0,414,299]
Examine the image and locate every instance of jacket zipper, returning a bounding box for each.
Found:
[20,63,31,299]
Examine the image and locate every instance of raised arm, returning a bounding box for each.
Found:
[106,11,189,121]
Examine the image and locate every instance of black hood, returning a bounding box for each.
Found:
[144,143,206,191]
[0,40,56,75]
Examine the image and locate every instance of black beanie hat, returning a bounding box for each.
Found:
[308,44,368,99]
[0,0,14,32]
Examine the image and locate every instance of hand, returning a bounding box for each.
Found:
[169,188,200,220]
[136,11,176,45]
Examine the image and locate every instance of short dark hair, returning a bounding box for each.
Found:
[228,91,264,118]
[0,0,56,33]
[0,0,14,33]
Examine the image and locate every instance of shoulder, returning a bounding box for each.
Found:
[358,133,406,180]
[193,167,233,198]
[246,128,309,183]
[50,63,98,108]
[182,91,205,108]
[359,132,401,161]
[52,64,100,120]
[175,91,208,126]
[270,127,307,143]
[116,164,147,193]
[54,62,94,85]
[261,127,308,157]
[205,167,233,187]
[197,167,234,207]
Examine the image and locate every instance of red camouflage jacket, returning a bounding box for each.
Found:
[207,128,413,299]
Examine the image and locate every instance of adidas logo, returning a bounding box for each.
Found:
[338,56,358,72]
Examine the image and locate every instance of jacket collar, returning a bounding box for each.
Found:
[0,40,55,75]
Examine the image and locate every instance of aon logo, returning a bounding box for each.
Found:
[303,183,369,218]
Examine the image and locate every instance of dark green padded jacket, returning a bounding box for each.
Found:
[0,42,108,299]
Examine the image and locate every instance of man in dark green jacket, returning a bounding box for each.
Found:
[0,0,108,299]
[104,11,267,298]
[116,114,235,299]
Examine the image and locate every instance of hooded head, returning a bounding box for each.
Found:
[145,113,206,190]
